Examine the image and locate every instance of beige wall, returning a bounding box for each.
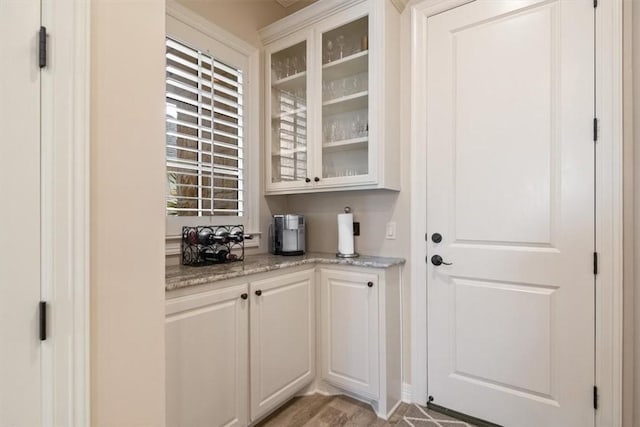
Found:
[90,0,167,425]
[175,0,317,47]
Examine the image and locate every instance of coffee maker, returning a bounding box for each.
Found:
[269,214,305,256]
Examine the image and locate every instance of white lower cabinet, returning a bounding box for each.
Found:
[166,283,249,427]
[249,269,315,421]
[320,268,379,398]
[165,268,316,427]
[319,266,402,419]
[166,263,401,426]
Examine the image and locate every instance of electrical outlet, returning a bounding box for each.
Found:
[385,222,396,240]
[353,222,360,236]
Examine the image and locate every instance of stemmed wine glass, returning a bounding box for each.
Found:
[325,40,334,63]
[336,35,345,59]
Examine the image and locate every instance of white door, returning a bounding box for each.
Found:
[166,284,249,427]
[426,1,594,426]
[320,268,379,399]
[250,269,315,421]
[0,1,43,426]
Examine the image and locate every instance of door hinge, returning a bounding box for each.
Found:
[39,301,47,341]
[593,252,599,275]
[39,26,47,69]
[593,118,599,142]
[593,385,599,410]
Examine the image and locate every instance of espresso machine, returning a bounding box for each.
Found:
[269,214,306,256]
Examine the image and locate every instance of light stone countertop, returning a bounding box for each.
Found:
[166,252,406,291]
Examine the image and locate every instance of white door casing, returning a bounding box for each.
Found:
[425,1,594,426]
[0,1,42,425]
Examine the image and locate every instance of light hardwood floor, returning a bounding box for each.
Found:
[256,394,478,427]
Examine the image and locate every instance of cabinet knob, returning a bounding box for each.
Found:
[367,281,374,288]
[240,293,248,300]
[255,289,262,296]
[314,177,320,182]
[305,177,311,183]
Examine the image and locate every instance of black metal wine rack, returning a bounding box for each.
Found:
[181,225,247,266]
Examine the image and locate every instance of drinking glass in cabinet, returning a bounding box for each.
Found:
[322,16,368,65]
[271,42,306,81]
[322,146,369,179]
[323,73,368,102]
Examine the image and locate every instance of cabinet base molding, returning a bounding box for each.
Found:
[288,381,402,421]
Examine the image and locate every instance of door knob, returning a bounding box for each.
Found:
[431,255,452,266]
[431,233,442,243]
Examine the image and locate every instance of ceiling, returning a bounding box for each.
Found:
[275,0,303,7]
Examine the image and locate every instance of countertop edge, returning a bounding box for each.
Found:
[166,254,405,291]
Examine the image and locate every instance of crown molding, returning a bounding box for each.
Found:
[259,0,365,45]
[390,0,408,13]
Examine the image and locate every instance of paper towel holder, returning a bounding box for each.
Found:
[336,206,360,258]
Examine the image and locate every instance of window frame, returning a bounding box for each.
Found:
[166,3,260,249]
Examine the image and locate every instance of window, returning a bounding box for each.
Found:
[165,8,259,248]
[165,37,244,217]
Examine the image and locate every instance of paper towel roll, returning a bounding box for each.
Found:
[338,213,354,255]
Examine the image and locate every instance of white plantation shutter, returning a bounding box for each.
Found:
[166,37,244,216]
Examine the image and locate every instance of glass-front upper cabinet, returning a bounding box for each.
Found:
[319,15,370,183]
[261,0,400,195]
[267,39,310,188]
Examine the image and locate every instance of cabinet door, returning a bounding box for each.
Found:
[250,269,315,421]
[166,284,249,427]
[320,268,379,399]
[265,32,314,192]
[315,3,376,188]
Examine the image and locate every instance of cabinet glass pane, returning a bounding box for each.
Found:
[321,16,369,179]
[271,41,308,183]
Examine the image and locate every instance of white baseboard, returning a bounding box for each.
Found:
[402,382,412,403]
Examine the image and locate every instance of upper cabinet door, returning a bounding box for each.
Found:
[316,5,375,187]
[265,32,314,192]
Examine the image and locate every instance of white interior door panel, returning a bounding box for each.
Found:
[0,1,42,426]
[426,1,594,426]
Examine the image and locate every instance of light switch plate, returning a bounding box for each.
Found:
[385,222,397,240]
